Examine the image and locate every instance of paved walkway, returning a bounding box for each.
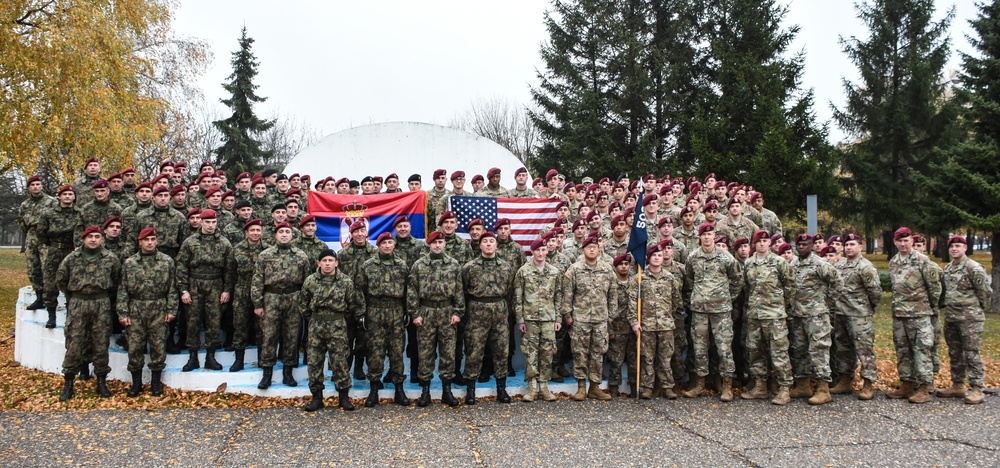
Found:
[1,393,997,466]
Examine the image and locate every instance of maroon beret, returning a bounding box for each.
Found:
[893,227,913,241]
[84,157,99,166]
[373,176,382,183]
[133,182,151,193]
[467,218,484,230]
[200,161,214,171]
[571,219,586,231]
[733,237,750,249]
[471,174,484,183]
[530,238,546,252]
[386,173,399,181]
[438,211,456,226]
[947,235,966,246]
[643,194,658,205]
[777,243,792,255]
[827,235,842,244]
[151,186,169,196]
[795,233,813,244]
[515,167,528,176]
[80,225,102,239]
[284,188,301,198]
[58,185,74,195]
[203,187,220,198]
[912,234,926,244]
[494,218,510,230]
[613,253,631,267]
[541,230,556,242]
[251,178,266,188]
[349,220,366,233]
[138,227,157,240]
[186,208,201,219]
[563,183,576,193]
[121,167,136,175]
[586,211,601,223]
[622,207,635,218]
[91,179,108,190]
[752,230,770,245]
[299,214,316,227]
[843,233,863,244]
[813,233,825,243]
[427,231,444,243]
[487,167,501,178]
[27,175,41,185]
[274,222,293,233]
[647,244,664,258]
[243,219,263,231]
[698,223,715,236]
[658,185,672,196]
[479,231,496,241]
[392,215,410,227]
[546,169,559,181]
[715,235,729,246]
[107,172,123,181]
[102,216,122,231]
[450,171,465,181]
[199,209,217,220]
[336,177,349,186]
[819,246,836,257]
[581,232,600,248]
[679,206,694,217]
[702,201,719,212]
[658,217,673,228]
[376,232,394,245]
[610,214,625,227]
[771,233,784,244]
[659,237,674,247]
[222,190,236,200]
[433,169,447,179]
[170,185,185,197]
[550,227,564,236]
[236,172,252,182]
[727,197,741,208]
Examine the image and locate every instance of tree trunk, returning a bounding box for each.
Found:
[992,230,999,314]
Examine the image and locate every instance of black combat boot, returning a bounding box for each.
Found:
[365,380,379,407]
[150,371,164,397]
[165,328,182,354]
[95,374,112,398]
[258,367,273,389]
[441,380,459,407]
[352,354,366,381]
[465,380,477,405]
[203,350,223,371]
[26,296,44,310]
[417,382,432,407]
[303,389,324,412]
[45,310,56,328]
[229,350,245,372]
[78,363,92,380]
[496,377,511,403]
[282,366,297,387]
[59,373,75,401]
[181,351,200,372]
[394,384,411,406]
[127,371,143,397]
[338,389,355,411]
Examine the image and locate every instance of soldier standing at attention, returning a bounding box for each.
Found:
[407,231,463,407]
[562,232,618,401]
[176,209,233,372]
[830,233,882,400]
[391,215,428,383]
[504,167,538,198]
[300,249,364,412]
[683,223,743,401]
[357,233,411,407]
[56,226,122,401]
[436,211,472,384]
[71,157,102,207]
[494,218,525,377]
[251,222,312,389]
[426,169,450,232]
[121,182,153,244]
[461,231,515,404]
[514,238,563,402]
[293,215,326,262]
[37,185,83,328]
[227,219,266,372]
[337,220,376,381]
[937,236,991,405]
[886,227,942,404]
[912,235,945,386]
[18,175,55,311]
[629,244,683,400]
[477,168,508,197]
[118,227,177,398]
[606,254,635,397]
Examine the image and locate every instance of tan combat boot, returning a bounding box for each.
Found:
[886,381,914,399]
[936,382,967,398]
[964,386,984,405]
[638,388,653,400]
[662,386,678,400]
[588,382,612,400]
[908,384,931,404]
[808,380,832,405]
[683,376,705,398]
[789,378,813,398]
[771,386,791,406]
[719,377,734,402]
[858,379,875,401]
[741,380,769,400]
[522,379,537,403]
[572,381,587,401]
[539,382,557,402]
[829,375,854,394]
[608,385,620,398]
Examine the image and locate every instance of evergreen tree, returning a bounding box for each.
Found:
[213,27,274,174]
[833,0,955,253]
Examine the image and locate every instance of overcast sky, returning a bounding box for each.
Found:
[173,0,979,145]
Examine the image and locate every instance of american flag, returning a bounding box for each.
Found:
[449,196,561,251]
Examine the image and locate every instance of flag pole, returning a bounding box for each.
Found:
[635,263,642,394]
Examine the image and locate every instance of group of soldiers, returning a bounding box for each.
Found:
[18,159,992,411]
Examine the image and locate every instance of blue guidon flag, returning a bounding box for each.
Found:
[449,196,561,251]
[627,191,649,269]
[308,191,427,250]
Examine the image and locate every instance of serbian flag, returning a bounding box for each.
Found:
[308,191,427,250]
[449,196,560,251]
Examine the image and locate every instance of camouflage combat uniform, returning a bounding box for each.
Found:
[607,275,635,389]
[294,234,328,263]
[70,173,101,207]
[889,252,942,386]
[228,239,266,351]
[176,231,233,352]
[628,267,683,391]
[337,240,376,373]
[57,247,122,376]
[250,242,312,368]
[37,204,83,312]
[407,252,465,383]
[744,252,795,387]
[561,260,618,383]
[789,253,841,382]
[133,206,186,258]
[300,269,365,392]
[18,191,56,296]
[79,198,122,231]
[462,255,515,380]
[513,260,562,382]
[832,255,882,383]
[684,247,743,378]
[222,216,251,246]
[117,250,178,372]
[942,256,991,388]
[356,253,410,384]
[121,201,151,245]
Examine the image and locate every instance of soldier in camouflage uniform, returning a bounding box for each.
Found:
[674,207,700,253]
[37,186,83,327]
[407,231,463,407]
[337,220,376,380]
[18,175,55,310]
[788,233,842,405]
[629,244,683,400]
[223,200,254,246]
[79,180,122,234]
[495,218,526,378]
[476,167,508,197]
[293,214,327,263]
[461,231,515,404]
[715,198,759,250]
[607,254,636,397]
[561,233,618,401]
[391,215,428,383]
[741,230,795,405]
[117,227,177,397]
[682,223,743,401]
[121,182,153,244]
[102,216,132,260]
[227,219,266,372]
[70,157,102,207]
[437,211,472,384]
[503,167,538,198]
[56,226,121,401]
[749,192,782,236]
[133,186,186,258]
[912,235,945,383]
[356,233,411,407]
[426,169,450,233]
[830,233,882,400]
[659,238,690,391]
[300,249,365,412]
[251,222,312,389]
[201,187,235,231]
[937,236,992,405]
[886,227,942,403]
[175,209,233,372]
[107,172,132,208]
[513,239,563,402]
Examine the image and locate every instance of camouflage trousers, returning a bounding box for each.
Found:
[944,320,985,388]
[789,314,832,381]
[522,320,557,382]
[307,316,350,392]
[185,277,224,352]
[637,330,674,391]
[930,312,942,374]
[691,312,735,378]
[124,299,169,372]
[463,301,509,380]
[607,331,636,387]
[570,321,608,383]
[43,245,73,311]
[831,315,877,382]
[24,232,45,294]
[230,286,260,350]
[62,296,113,376]
[671,310,688,384]
[259,291,302,368]
[416,306,457,383]
[745,317,793,387]
[892,316,935,385]
[366,304,407,384]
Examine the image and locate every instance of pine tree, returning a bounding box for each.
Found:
[213,27,274,174]
[833,0,956,254]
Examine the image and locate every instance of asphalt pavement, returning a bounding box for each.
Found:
[1,392,997,466]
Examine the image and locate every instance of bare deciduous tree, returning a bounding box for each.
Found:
[449,96,539,167]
